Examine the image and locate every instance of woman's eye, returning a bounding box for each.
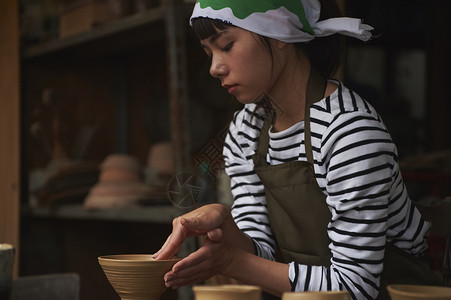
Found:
[221,42,234,52]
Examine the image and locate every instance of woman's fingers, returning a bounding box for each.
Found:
[153,235,170,258]
[165,260,211,288]
[164,240,232,289]
[172,245,213,273]
[181,204,228,232]
[207,228,223,242]
[155,204,229,260]
[154,218,188,259]
[165,262,211,288]
[180,217,208,234]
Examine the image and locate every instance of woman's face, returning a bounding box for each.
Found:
[200,26,280,104]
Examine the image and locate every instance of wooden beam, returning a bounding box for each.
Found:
[0,0,21,277]
[164,0,192,174]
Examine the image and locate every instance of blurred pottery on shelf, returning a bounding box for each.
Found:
[84,154,154,209]
[99,153,142,182]
[147,142,175,176]
[98,254,180,300]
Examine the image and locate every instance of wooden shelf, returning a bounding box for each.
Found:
[21,3,194,61]
[22,204,184,224]
[18,2,196,299]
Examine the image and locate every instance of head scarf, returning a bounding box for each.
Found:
[190,0,373,42]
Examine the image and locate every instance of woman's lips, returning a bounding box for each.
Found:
[223,84,237,95]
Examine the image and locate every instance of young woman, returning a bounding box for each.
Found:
[154,1,441,299]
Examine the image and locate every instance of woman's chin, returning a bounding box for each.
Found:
[235,94,265,105]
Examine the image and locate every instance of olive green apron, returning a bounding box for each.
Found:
[252,68,442,299]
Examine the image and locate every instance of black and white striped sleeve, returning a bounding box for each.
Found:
[223,108,276,260]
[290,109,403,299]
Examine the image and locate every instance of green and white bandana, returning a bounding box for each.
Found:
[190,0,373,42]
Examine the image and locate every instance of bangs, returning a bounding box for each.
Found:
[192,18,235,40]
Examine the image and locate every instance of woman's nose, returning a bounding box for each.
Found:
[209,56,227,78]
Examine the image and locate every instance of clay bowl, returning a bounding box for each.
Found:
[282,291,350,299]
[192,284,262,300]
[98,254,180,300]
[387,284,451,300]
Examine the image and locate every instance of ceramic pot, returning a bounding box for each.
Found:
[282,291,350,300]
[282,291,351,300]
[98,254,180,300]
[84,154,155,209]
[0,244,15,300]
[192,284,262,300]
[387,284,451,300]
[147,142,175,176]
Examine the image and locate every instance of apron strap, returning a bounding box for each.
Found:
[253,67,326,167]
[253,104,274,167]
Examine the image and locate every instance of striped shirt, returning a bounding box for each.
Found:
[223,80,430,300]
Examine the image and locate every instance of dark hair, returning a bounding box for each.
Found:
[192,18,233,41]
[191,0,344,78]
[300,0,344,78]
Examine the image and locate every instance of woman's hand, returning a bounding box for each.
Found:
[164,236,292,296]
[153,203,230,260]
[154,203,261,290]
[163,234,235,289]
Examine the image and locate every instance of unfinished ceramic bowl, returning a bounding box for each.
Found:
[98,254,180,300]
[282,291,350,300]
[387,284,451,300]
[193,284,262,300]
